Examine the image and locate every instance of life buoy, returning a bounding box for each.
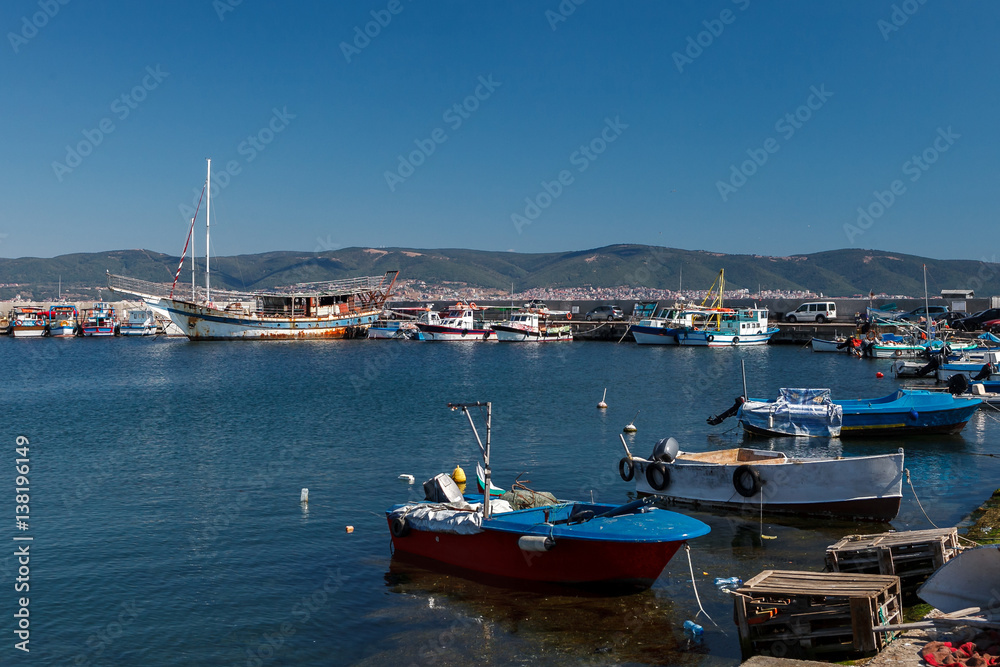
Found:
[566,313,572,320]
[469,302,477,309]
[14,320,22,326]
[645,462,670,491]
[390,516,410,537]
[733,465,761,497]
[706,334,714,343]
[482,331,490,341]
[618,457,634,482]
[732,336,740,345]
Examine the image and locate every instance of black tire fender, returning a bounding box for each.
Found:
[706,334,714,343]
[391,516,410,537]
[733,465,761,498]
[732,336,740,345]
[618,457,634,482]
[645,461,670,491]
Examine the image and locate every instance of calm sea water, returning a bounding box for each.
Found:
[2,336,998,666]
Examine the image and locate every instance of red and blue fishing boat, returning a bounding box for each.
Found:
[80,302,117,337]
[387,402,710,589]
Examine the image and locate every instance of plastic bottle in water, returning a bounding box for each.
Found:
[683,620,704,637]
[713,577,742,589]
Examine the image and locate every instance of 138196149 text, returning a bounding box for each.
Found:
[14,435,32,653]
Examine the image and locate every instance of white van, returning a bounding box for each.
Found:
[786,302,837,323]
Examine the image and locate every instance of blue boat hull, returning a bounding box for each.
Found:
[744,390,981,438]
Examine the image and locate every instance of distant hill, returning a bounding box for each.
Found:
[1,245,998,300]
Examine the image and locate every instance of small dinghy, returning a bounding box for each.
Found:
[619,437,904,521]
[918,546,1000,613]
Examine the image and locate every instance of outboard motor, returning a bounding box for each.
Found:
[707,396,746,426]
[948,373,970,396]
[973,363,994,382]
[915,353,942,378]
[651,437,679,462]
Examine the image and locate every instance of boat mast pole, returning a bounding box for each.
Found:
[923,264,930,339]
[191,217,196,301]
[484,402,491,520]
[206,158,211,305]
[741,359,748,400]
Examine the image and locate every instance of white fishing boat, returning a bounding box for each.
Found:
[109,160,398,340]
[492,310,571,342]
[619,437,904,521]
[46,304,79,337]
[119,308,158,336]
[631,306,707,345]
[935,352,1000,383]
[415,303,495,341]
[668,270,778,347]
[10,306,47,338]
[918,547,1000,613]
[810,337,851,353]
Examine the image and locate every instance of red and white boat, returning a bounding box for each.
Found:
[415,303,495,341]
[11,307,47,338]
[386,402,710,589]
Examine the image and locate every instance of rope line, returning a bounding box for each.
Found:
[684,543,717,627]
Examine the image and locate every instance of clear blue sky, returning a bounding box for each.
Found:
[2,1,998,260]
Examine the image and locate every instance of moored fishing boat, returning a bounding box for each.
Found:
[415,303,495,341]
[492,310,571,342]
[619,436,904,521]
[666,270,778,347]
[11,306,47,338]
[810,337,852,353]
[80,302,118,337]
[46,304,79,337]
[710,388,981,437]
[119,308,158,336]
[631,306,707,345]
[387,402,710,588]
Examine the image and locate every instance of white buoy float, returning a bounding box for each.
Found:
[300,488,309,504]
[597,387,608,410]
[398,474,415,484]
[623,409,639,433]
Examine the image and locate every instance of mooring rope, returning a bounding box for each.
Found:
[684,543,718,627]
[905,468,940,529]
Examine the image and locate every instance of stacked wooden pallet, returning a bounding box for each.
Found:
[825,527,960,595]
[734,570,902,660]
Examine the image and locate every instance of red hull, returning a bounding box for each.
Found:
[388,519,683,587]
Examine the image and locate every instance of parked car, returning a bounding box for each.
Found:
[898,305,950,322]
[953,308,1000,331]
[983,318,1000,334]
[785,301,837,324]
[585,305,624,321]
[935,311,968,327]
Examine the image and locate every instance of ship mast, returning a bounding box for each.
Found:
[205,158,211,304]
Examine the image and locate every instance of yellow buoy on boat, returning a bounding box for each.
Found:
[451,465,467,484]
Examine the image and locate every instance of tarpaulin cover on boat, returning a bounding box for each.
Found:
[739,388,843,437]
[389,500,514,535]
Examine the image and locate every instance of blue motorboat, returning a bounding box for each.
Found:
[710,388,981,438]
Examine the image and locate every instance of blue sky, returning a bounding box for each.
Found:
[1,1,998,260]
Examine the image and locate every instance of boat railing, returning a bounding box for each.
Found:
[108,270,398,303]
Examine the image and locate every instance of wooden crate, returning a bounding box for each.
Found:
[825,528,959,595]
[733,570,902,660]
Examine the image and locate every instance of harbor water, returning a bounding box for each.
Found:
[3,337,998,665]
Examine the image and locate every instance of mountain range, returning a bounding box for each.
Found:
[1,245,997,300]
